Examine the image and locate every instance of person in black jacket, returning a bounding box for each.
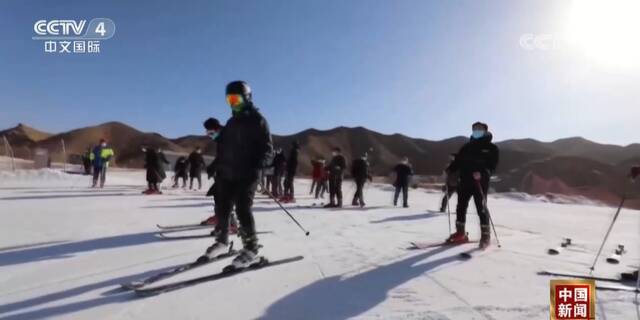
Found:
[172,156,189,188]
[188,147,206,190]
[440,153,459,212]
[142,145,168,195]
[351,153,371,207]
[393,157,414,207]
[324,147,346,208]
[200,81,274,269]
[445,121,499,249]
[271,148,286,197]
[282,141,300,202]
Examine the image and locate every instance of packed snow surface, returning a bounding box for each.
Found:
[0,169,638,319]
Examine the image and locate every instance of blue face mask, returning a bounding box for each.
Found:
[208,131,220,140]
[471,130,485,139]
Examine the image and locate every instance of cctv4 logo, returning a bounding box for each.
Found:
[33,19,115,39]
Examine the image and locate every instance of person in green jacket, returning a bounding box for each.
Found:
[90,139,115,188]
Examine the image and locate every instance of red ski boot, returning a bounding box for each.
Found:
[446,222,469,244]
[200,215,218,226]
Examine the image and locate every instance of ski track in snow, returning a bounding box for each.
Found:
[0,169,638,320]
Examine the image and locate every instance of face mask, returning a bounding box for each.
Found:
[101,143,106,147]
[471,130,485,139]
[207,131,220,140]
[141,148,147,152]
[226,94,244,112]
[197,150,201,154]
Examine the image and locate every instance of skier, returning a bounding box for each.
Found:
[200,80,274,269]
[271,148,286,197]
[392,157,414,208]
[199,117,238,233]
[89,139,115,188]
[263,164,274,195]
[440,153,459,212]
[172,156,189,188]
[282,141,300,203]
[351,153,372,207]
[324,147,346,208]
[317,164,329,199]
[188,147,206,190]
[82,147,92,175]
[310,157,324,195]
[445,122,499,249]
[142,145,168,194]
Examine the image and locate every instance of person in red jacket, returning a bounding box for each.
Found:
[310,157,324,196]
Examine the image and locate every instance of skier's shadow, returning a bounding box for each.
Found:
[0,231,160,267]
[141,202,212,209]
[261,245,462,320]
[369,210,445,224]
[0,193,139,201]
[0,263,179,319]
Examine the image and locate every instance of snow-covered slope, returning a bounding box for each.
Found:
[0,170,638,319]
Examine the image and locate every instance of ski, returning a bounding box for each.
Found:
[121,247,239,290]
[134,255,304,296]
[409,240,478,250]
[596,283,639,293]
[156,223,213,230]
[537,270,634,284]
[157,230,274,240]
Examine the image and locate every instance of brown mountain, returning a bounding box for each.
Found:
[0,123,53,159]
[31,122,187,167]
[2,122,639,208]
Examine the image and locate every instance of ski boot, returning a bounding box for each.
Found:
[201,241,230,261]
[141,189,154,195]
[200,215,218,226]
[479,225,491,250]
[446,222,469,244]
[230,234,261,269]
[324,202,336,208]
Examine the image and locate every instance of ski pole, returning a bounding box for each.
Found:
[445,183,452,235]
[475,179,501,248]
[589,190,627,272]
[260,183,310,236]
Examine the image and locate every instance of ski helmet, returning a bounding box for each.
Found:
[226,81,252,102]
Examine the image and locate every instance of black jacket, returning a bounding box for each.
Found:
[273,152,286,176]
[286,147,299,176]
[188,151,206,175]
[327,154,347,178]
[144,149,168,183]
[393,163,414,186]
[447,133,499,183]
[174,156,188,175]
[215,105,274,182]
[351,158,370,181]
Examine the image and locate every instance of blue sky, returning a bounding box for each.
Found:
[0,0,638,145]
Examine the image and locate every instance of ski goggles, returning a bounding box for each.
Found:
[226,94,244,108]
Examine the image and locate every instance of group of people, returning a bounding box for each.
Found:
[91,80,504,268]
[172,147,207,190]
[259,141,299,203]
[305,150,414,209]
